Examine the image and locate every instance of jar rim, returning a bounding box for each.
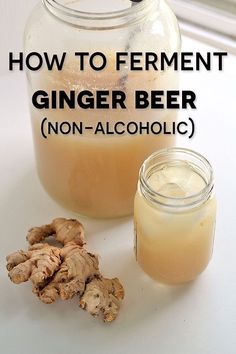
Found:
[43,0,156,29]
[139,147,214,210]
[45,0,148,17]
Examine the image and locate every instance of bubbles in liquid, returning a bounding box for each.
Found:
[148,163,206,198]
[158,182,186,198]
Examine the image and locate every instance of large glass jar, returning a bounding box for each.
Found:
[24,0,180,218]
[134,148,217,284]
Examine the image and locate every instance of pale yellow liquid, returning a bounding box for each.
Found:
[134,164,216,284]
[30,57,178,218]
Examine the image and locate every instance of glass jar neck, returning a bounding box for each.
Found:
[139,148,214,211]
[43,0,158,30]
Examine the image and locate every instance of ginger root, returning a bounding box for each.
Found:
[27,218,85,247]
[34,242,100,304]
[7,244,61,286]
[6,218,124,323]
[80,277,125,322]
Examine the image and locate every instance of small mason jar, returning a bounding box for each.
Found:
[134,148,217,284]
[24,0,180,218]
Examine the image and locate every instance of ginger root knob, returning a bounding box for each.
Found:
[80,277,125,323]
[27,218,85,247]
[7,244,61,285]
[6,218,124,323]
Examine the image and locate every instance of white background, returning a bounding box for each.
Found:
[1,1,236,354]
[0,0,38,76]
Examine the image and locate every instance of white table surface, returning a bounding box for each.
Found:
[0,36,236,354]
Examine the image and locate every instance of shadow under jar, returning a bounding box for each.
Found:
[134,148,217,284]
[24,0,180,218]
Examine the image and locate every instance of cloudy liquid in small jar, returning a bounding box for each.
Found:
[134,149,216,284]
